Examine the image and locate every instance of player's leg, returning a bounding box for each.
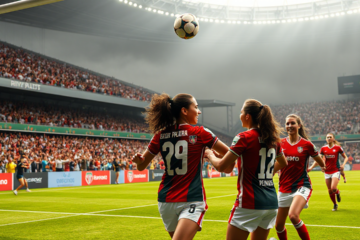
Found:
[226,224,250,240]
[289,195,310,240]
[275,207,289,240]
[340,169,346,183]
[331,173,341,204]
[158,202,179,239]
[326,177,336,209]
[116,172,119,184]
[24,178,31,192]
[172,218,199,240]
[14,178,24,195]
[173,202,206,240]
[250,227,270,240]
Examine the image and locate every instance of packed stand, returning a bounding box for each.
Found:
[271,98,360,136]
[0,132,165,173]
[0,100,149,133]
[0,42,153,102]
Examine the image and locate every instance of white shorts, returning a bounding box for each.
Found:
[325,171,340,180]
[228,206,277,233]
[158,201,206,232]
[278,186,312,209]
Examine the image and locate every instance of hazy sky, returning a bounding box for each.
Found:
[1,12,359,129]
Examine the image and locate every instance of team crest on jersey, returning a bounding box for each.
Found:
[85,172,93,185]
[297,147,303,153]
[128,171,133,183]
[189,135,197,144]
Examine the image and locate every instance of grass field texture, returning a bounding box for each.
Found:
[0,171,359,239]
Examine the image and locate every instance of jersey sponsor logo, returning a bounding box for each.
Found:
[297,147,303,153]
[189,135,197,144]
[231,136,240,146]
[128,171,134,183]
[286,156,300,161]
[85,172,93,185]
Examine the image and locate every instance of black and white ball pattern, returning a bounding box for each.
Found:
[174,13,199,40]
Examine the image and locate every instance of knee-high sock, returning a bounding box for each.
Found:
[276,227,288,240]
[330,193,336,204]
[294,220,310,240]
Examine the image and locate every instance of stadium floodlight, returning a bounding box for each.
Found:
[210,19,213,22]
[139,5,142,8]
[220,20,225,23]
[165,12,169,15]
[133,3,137,7]
[124,0,128,3]
[129,2,133,6]
[170,13,174,16]
[119,0,123,2]
[0,0,63,15]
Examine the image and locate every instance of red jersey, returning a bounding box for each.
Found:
[320,145,344,174]
[148,124,217,203]
[230,129,283,210]
[279,137,318,193]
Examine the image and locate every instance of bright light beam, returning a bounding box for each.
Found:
[0,0,63,15]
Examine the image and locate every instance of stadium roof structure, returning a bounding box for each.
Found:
[0,0,359,43]
[197,99,235,134]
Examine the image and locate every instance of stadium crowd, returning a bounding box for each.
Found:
[0,132,163,173]
[0,132,232,173]
[272,99,360,135]
[0,42,153,102]
[0,100,148,132]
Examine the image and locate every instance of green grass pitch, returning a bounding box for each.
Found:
[0,171,359,239]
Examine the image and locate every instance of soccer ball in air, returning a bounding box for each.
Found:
[174,13,199,40]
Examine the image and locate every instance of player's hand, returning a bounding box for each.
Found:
[132,153,144,165]
[307,167,312,172]
[204,149,214,158]
[212,150,223,158]
[321,167,326,173]
[339,165,344,171]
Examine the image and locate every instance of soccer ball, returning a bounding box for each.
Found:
[174,13,199,40]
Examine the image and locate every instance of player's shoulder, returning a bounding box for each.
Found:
[241,129,258,138]
[320,145,328,150]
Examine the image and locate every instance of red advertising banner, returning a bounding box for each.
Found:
[125,170,149,183]
[82,171,110,186]
[352,164,360,170]
[0,173,13,191]
[208,170,221,178]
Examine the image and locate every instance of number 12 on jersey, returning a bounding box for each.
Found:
[162,140,188,176]
[258,148,276,180]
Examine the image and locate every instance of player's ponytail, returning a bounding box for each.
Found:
[244,99,283,148]
[327,133,341,146]
[145,93,194,133]
[286,114,310,140]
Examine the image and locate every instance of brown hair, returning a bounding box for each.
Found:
[243,99,283,148]
[327,133,341,146]
[285,114,310,140]
[145,93,194,133]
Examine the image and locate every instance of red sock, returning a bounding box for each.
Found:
[335,189,340,194]
[294,220,310,240]
[330,193,336,204]
[276,227,288,240]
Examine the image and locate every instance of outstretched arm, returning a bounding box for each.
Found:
[132,149,155,171]
[211,140,235,173]
[205,149,237,173]
[273,155,288,175]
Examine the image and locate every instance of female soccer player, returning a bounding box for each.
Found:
[13,157,31,195]
[132,93,229,240]
[204,99,288,240]
[275,114,325,240]
[308,133,348,211]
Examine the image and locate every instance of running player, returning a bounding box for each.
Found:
[275,114,325,240]
[132,93,229,240]
[13,157,31,195]
[113,157,121,184]
[308,133,348,211]
[204,99,288,240]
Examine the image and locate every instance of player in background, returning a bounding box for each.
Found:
[13,157,31,195]
[308,133,348,211]
[275,114,325,240]
[204,99,288,240]
[132,93,230,240]
[113,157,121,184]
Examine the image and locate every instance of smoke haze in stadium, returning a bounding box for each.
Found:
[1,16,359,129]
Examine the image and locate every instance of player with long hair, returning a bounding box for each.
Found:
[275,114,325,240]
[308,133,348,211]
[132,93,230,240]
[204,99,288,240]
[13,157,31,195]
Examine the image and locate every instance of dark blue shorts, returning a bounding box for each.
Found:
[17,175,23,179]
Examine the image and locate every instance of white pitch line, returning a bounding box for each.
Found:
[207,194,235,199]
[88,204,158,214]
[1,209,359,229]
